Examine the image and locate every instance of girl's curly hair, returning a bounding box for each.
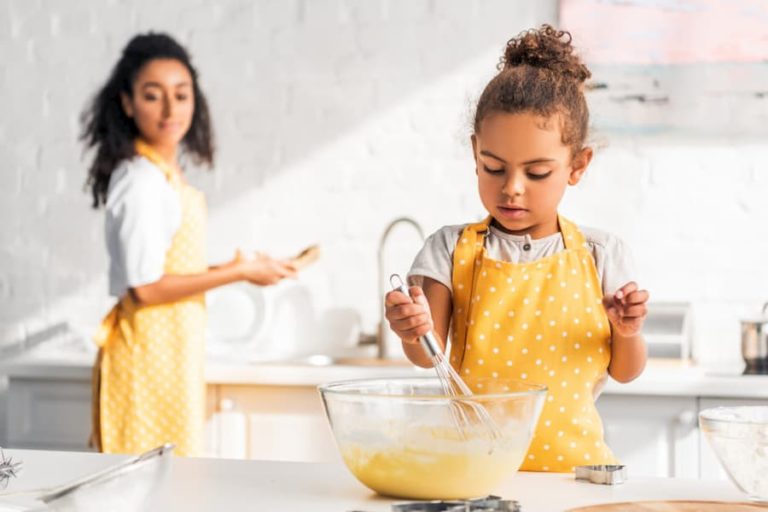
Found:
[474,25,591,153]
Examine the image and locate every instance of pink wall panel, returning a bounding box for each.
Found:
[560,0,768,64]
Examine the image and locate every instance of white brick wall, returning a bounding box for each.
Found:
[563,139,768,365]
[0,0,765,367]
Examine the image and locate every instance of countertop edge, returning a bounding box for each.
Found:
[2,355,768,399]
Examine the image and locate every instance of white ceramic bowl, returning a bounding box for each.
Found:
[699,406,768,502]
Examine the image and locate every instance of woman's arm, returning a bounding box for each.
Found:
[385,277,453,368]
[131,253,296,306]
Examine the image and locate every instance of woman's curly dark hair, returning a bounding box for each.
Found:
[474,25,591,153]
[81,32,214,208]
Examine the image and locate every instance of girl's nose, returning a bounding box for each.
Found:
[503,173,525,197]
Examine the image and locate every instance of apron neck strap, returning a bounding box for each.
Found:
[134,139,181,185]
[450,216,492,369]
[558,214,587,251]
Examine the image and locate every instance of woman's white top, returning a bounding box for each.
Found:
[105,156,181,298]
[408,223,635,298]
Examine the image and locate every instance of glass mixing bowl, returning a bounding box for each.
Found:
[699,406,768,502]
[318,377,546,500]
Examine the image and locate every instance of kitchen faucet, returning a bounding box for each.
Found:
[376,216,425,359]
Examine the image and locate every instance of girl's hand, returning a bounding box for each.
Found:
[232,250,297,286]
[603,281,649,337]
[384,286,433,345]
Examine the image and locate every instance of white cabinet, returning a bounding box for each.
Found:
[598,394,768,480]
[4,376,219,455]
[7,377,93,451]
[596,394,699,478]
[2,373,333,462]
[206,384,338,462]
[697,397,768,481]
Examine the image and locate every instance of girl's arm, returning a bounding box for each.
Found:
[385,277,453,368]
[604,282,650,382]
[131,253,296,306]
[608,332,647,383]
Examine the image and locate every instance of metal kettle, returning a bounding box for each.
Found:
[741,302,768,375]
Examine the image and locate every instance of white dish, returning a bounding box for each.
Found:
[206,283,271,346]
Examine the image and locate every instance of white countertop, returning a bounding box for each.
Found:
[0,448,749,512]
[2,347,768,399]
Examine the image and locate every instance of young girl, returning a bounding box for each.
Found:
[81,33,296,456]
[385,25,649,473]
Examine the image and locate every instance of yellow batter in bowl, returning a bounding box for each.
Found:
[338,423,529,499]
[318,378,546,500]
[341,442,526,499]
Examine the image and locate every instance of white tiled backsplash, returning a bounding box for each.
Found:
[1,0,766,368]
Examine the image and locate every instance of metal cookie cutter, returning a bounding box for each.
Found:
[575,464,627,485]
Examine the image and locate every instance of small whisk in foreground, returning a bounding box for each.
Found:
[390,274,502,446]
[0,448,22,490]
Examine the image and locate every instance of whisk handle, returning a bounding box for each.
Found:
[420,331,442,359]
[391,278,442,358]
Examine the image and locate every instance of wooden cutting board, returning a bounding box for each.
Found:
[567,501,768,511]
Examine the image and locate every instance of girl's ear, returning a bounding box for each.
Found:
[568,147,593,185]
[471,134,478,174]
[120,92,134,118]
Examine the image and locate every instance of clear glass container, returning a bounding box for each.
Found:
[318,377,546,500]
[699,406,768,502]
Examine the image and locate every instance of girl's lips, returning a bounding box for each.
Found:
[497,206,528,219]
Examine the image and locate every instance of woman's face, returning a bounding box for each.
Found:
[472,112,592,239]
[121,58,195,150]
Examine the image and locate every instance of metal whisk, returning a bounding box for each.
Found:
[390,275,502,444]
[0,448,21,490]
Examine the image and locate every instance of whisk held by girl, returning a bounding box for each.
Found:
[384,25,649,473]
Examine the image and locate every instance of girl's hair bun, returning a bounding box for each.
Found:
[500,24,591,83]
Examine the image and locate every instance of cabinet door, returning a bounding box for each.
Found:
[7,378,93,451]
[212,384,338,463]
[698,397,768,480]
[596,394,699,478]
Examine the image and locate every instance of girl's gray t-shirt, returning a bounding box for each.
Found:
[408,223,635,298]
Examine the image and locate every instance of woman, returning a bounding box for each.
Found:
[81,32,296,456]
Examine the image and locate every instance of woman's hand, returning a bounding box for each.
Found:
[232,250,297,286]
[603,281,649,337]
[384,286,433,345]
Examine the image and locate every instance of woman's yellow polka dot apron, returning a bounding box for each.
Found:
[91,140,208,456]
[450,215,616,472]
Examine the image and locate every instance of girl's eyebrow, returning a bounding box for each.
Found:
[479,150,506,163]
[480,150,556,166]
[521,158,557,165]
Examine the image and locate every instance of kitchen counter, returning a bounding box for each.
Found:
[2,348,763,480]
[0,448,748,512]
[1,348,767,399]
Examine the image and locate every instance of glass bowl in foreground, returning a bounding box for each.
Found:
[699,406,768,502]
[318,377,546,500]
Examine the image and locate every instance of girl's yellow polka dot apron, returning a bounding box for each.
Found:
[91,140,207,456]
[451,215,616,472]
